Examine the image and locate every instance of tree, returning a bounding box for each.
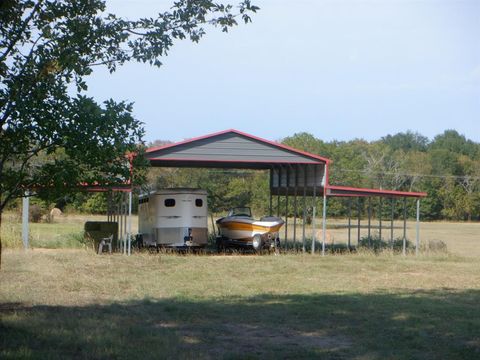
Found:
[282,132,331,158]
[400,151,431,192]
[429,130,479,158]
[381,131,429,152]
[457,156,480,221]
[359,142,406,190]
[0,0,259,267]
[327,140,369,188]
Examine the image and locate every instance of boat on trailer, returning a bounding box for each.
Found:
[216,207,284,251]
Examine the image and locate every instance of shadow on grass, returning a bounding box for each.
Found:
[1,290,479,359]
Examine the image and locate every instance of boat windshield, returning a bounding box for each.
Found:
[228,207,252,217]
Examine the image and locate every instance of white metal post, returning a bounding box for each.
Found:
[123,194,127,255]
[416,199,420,256]
[403,198,407,256]
[127,190,132,256]
[302,165,307,253]
[284,165,289,248]
[322,192,327,256]
[22,192,29,249]
[311,167,317,254]
[347,198,351,249]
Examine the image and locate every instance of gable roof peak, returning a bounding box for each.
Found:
[146,129,330,164]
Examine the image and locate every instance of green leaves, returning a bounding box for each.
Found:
[0,0,258,210]
[282,131,480,221]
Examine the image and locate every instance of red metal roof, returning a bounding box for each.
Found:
[145,129,426,199]
[327,185,427,198]
[79,181,132,192]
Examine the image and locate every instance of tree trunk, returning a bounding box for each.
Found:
[0,209,2,270]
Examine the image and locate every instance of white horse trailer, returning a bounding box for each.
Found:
[138,189,208,248]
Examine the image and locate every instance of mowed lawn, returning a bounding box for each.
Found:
[1,217,480,359]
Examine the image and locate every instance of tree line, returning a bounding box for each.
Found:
[283,130,480,221]
[77,129,478,222]
[144,129,480,221]
[11,129,479,222]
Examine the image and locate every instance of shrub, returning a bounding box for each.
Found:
[81,193,108,214]
[428,240,448,252]
[29,204,44,223]
[358,235,413,253]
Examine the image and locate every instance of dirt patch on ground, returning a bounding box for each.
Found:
[155,320,351,357]
[218,323,351,350]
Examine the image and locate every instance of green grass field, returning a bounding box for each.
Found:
[1,214,479,359]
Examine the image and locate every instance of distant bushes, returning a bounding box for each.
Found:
[29,204,45,223]
[358,235,413,253]
[358,235,448,254]
[422,240,448,253]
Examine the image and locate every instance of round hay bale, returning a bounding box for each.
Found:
[315,230,334,245]
[50,208,63,217]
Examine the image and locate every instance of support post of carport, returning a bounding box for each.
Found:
[127,190,132,256]
[269,167,273,216]
[284,165,289,249]
[379,197,383,240]
[390,198,395,249]
[311,165,317,254]
[118,199,122,252]
[302,165,307,253]
[123,193,127,255]
[293,165,298,249]
[347,198,351,249]
[416,198,420,256]
[277,166,281,218]
[357,198,361,245]
[118,198,121,253]
[402,197,407,256]
[367,197,372,246]
[321,190,327,256]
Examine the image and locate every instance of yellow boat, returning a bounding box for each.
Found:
[216,207,284,250]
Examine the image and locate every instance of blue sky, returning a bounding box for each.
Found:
[87,0,480,144]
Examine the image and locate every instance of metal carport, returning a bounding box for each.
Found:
[145,129,427,255]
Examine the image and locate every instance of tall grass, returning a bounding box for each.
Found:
[1,214,87,249]
[1,221,23,248]
[29,231,87,249]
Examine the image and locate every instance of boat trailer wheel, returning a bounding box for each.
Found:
[252,234,262,251]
